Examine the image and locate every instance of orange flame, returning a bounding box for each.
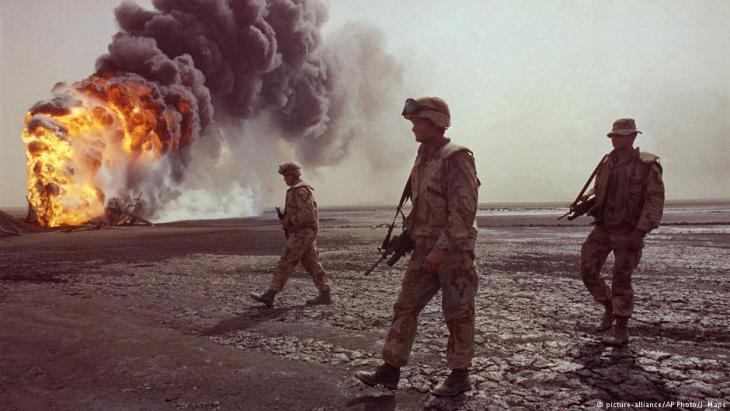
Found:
[22,75,189,227]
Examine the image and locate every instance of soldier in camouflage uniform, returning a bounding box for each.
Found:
[581,118,665,345]
[355,97,480,397]
[250,163,332,307]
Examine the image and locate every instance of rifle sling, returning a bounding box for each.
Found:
[381,177,412,250]
[573,155,607,204]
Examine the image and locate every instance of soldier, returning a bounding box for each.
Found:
[249,163,332,307]
[581,118,665,346]
[355,97,480,397]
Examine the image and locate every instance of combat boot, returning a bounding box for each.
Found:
[306,290,332,306]
[249,290,277,308]
[602,316,629,346]
[431,368,472,397]
[595,302,614,332]
[354,362,400,390]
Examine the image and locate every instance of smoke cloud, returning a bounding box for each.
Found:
[23,0,405,224]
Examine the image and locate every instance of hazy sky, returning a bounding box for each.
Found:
[2,0,729,210]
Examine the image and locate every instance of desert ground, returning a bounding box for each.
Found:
[1,204,728,410]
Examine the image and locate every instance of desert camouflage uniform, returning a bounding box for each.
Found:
[581,147,665,317]
[382,139,480,369]
[269,180,331,293]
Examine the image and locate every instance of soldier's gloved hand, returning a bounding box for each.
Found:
[425,248,445,273]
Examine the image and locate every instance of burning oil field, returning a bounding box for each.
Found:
[20,0,402,228]
[4,1,730,410]
[22,75,191,227]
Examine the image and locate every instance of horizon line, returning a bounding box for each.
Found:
[2,197,729,212]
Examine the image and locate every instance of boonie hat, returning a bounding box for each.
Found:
[607,118,642,137]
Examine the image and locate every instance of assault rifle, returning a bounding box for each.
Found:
[558,155,607,221]
[558,192,596,221]
[363,230,414,276]
[275,206,289,238]
[363,178,414,276]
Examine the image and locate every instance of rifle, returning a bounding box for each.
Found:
[558,155,607,221]
[363,178,414,276]
[275,206,289,238]
[363,230,414,276]
[558,192,596,221]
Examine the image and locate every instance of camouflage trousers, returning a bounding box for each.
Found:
[580,226,643,317]
[382,240,478,369]
[268,229,331,293]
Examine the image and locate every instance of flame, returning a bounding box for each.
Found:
[22,75,190,227]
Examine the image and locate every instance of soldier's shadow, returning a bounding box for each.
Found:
[200,305,297,336]
[346,389,468,411]
[423,393,469,410]
[345,392,396,410]
[567,340,675,402]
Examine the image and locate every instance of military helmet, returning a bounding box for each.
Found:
[401,96,451,129]
[278,162,301,176]
[607,118,642,137]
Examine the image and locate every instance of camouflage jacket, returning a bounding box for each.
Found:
[404,139,480,251]
[588,147,665,233]
[283,180,318,232]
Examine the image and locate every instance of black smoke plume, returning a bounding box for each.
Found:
[100,0,385,165]
[26,0,404,221]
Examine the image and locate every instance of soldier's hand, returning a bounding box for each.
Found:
[425,248,445,273]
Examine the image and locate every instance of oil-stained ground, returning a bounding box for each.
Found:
[1,207,728,410]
